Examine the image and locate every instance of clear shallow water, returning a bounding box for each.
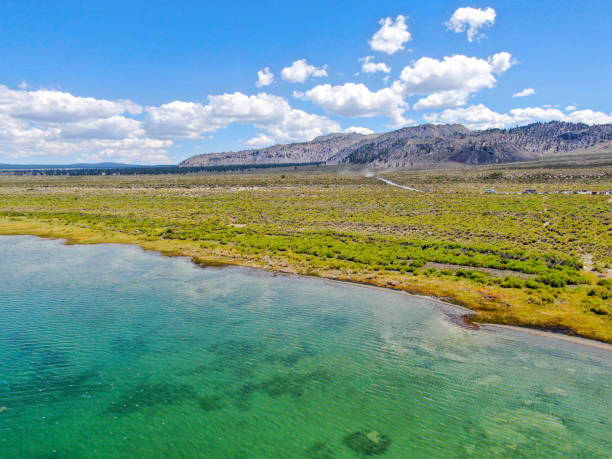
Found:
[0,236,610,458]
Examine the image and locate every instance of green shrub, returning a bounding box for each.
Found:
[524,279,541,289]
[500,276,525,288]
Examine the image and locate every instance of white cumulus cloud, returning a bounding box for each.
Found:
[564,109,612,125]
[281,59,328,83]
[369,15,412,55]
[145,92,340,146]
[423,104,512,130]
[0,85,142,122]
[0,85,168,163]
[488,52,514,74]
[58,116,143,140]
[77,138,172,164]
[400,51,514,110]
[508,107,566,124]
[344,126,375,135]
[397,53,512,94]
[246,133,275,147]
[413,90,471,110]
[423,103,612,130]
[396,52,515,110]
[255,67,274,87]
[296,83,409,127]
[145,101,219,138]
[512,87,535,98]
[360,56,391,74]
[0,83,345,162]
[208,92,288,124]
[446,7,496,42]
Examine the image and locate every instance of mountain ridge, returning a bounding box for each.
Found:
[180,121,612,168]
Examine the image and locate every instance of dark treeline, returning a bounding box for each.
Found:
[1,162,324,176]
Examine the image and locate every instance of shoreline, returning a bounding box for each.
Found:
[480,324,612,352]
[2,231,610,351]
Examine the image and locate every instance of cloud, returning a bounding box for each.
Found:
[296,82,409,126]
[423,104,512,130]
[208,92,287,123]
[145,92,340,145]
[255,67,274,87]
[58,116,143,140]
[0,85,141,122]
[18,81,28,89]
[488,52,514,74]
[0,111,172,163]
[281,59,328,83]
[369,15,412,55]
[246,133,275,147]
[77,138,172,164]
[360,56,391,74]
[396,52,514,109]
[0,113,54,148]
[508,107,566,124]
[412,90,470,110]
[344,126,375,135]
[0,83,344,162]
[397,53,513,94]
[512,87,535,98]
[446,7,496,42]
[563,109,612,125]
[0,85,168,163]
[423,103,612,130]
[565,105,577,111]
[144,101,219,138]
[260,106,340,142]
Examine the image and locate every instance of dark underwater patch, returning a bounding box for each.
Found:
[3,367,108,408]
[343,431,391,456]
[106,382,197,415]
[198,394,225,411]
[31,348,70,372]
[314,314,349,332]
[34,452,62,459]
[111,335,150,355]
[305,441,336,458]
[264,343,316,366]
[207,338,262,358]
[232,369,331,409]
[175,363,211,377]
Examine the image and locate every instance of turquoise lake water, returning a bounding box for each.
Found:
[0,236,610,458]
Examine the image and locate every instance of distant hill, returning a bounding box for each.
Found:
[0,162,135,170]
[180,121,612,168]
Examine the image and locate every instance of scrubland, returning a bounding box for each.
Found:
[1,159,610,342]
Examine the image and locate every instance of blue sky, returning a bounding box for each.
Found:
[1,0,610,164]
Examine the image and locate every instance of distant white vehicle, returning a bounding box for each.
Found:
[484,189,496,194]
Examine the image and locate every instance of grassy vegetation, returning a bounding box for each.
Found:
[1,159,611,343]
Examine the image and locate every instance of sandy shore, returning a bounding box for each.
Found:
[480,324,612,351]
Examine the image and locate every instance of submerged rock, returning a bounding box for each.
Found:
[305,441,335,458]
[343,430,391,455]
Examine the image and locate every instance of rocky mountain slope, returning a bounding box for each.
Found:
[179,132,373,167]
[180,122,612,168]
